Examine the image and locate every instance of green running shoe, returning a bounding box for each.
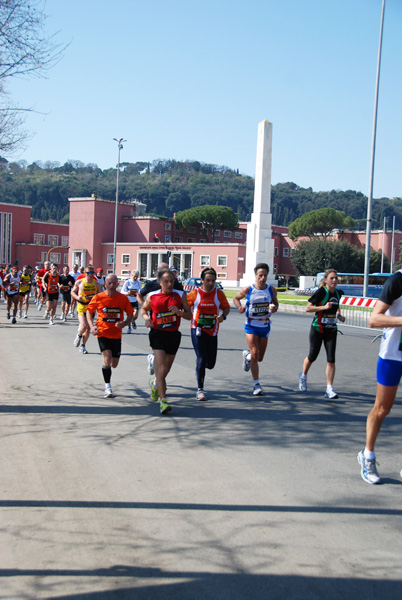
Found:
[160,399,171,414]
[149,378,159,402]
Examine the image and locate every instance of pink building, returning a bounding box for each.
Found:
[0,201,69,268]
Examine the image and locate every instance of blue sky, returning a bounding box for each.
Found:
[7,0,402,198]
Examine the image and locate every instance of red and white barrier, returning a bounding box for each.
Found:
[340,296,377,308]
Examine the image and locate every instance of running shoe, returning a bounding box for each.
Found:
[324,387,338,400]
[12,316,16,324]
[299,372,307,392]
[79,345,88,354]
[242,350,251,372]
[18,311,22,318]
[49,318,54,325]
[149,378,159,402]
[147,353,155,375]
[126,326,131,334]
[357,450,381,484]
[6,312,10,319]
[104,384,115,398]
[61,316,66,322]
[253,383,263,396]
[132,321,137,330]
[43,311,49,319]
[160,399,172,414]
[38,303,42,311]
[196,389,206,401]
[73,333,82,347]
[24,313,28,319]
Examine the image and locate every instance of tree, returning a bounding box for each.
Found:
[291,239,389,276]
[175,205,239,242]
[288,208,354,241]
[0,0,65,153]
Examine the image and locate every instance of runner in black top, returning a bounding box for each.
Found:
[298,269,345,399]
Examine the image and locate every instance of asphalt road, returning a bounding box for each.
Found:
[1,301,402,599]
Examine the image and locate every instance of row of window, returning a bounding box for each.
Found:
[163,223,243,239]
[274,247,295,258]
[111,254,229,268]
[34,234,69,247]
[40,252,69,265]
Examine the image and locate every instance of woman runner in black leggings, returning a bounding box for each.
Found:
[298,269,345,399]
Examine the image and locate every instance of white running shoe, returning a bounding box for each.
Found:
[196,389,206,401]
[18,311,22,318]
[299,372,307,392]
[43,311,49,319]
[49,318,54,325]
[324,387,338,400]
[24,313,28,319]
[253,383,263,396]
[38,303,43,311]
[79,345,88,354]
[242,350,251,372]
[126,326,131,334]
[104,384,115,398]
[147,353,154,375]
[73,333,82,347]
[358,450,380,484]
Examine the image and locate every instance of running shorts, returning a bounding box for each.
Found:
[244,323,270,338]
[98,337,122,358]
[377,356,402,387]
[19,290,30,297]
[61,291,72,304]
[47,292,59,301]
[5,291,19,299]
[129,301,139,309]
[149,328,181,355]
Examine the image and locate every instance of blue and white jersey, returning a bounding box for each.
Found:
[378,270,402,362]
[245,284,273,329]
[121,278,142,303]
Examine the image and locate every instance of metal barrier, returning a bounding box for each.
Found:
[338,296,380,332]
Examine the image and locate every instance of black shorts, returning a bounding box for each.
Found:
[130,301,139,309]
[61,291,72,304]
[19,290,30,296]
[149,328,181,355]
[47,292,59,302]
[98,337,122,358]
[5,292,19,299]
[308,325,337,364]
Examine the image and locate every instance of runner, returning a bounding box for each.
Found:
[298,268,345,399]
[234,263,279,396]
[87,274,134,398]
[36,261,50,313]
[3,265,21,324]
[18,265,32,318]
[68,264,80,316]
[358,270,402,484]
[58,266,75,322]
[2,265,10,303]
[140,268,191,414]
[71,266,100,354]
[121,270,141,332]
[138,262,184,376]
[186,267,230,401]
[42,263,61,325]
[96,268,106,291]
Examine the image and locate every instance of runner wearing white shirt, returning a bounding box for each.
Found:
[121,271,141,332]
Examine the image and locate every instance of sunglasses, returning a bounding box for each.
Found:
[86,271,95,275]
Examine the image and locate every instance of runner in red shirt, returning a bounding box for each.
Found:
[86,274,134,398]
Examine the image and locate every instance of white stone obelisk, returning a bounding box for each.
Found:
[240,120,275,287]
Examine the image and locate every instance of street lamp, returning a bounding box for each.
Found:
[113,137,126,275]
[363,0,386,297]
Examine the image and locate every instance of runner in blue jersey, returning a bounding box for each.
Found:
[358,269,402,484]
[234,263,278,396]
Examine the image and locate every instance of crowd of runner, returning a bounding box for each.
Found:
[1,260,402,485]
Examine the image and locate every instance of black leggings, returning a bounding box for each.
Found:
[191,328,218,389]
[308,325,337,364]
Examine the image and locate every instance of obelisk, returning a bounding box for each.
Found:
[240,120,275,286]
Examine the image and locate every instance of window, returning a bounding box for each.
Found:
[176,226,183,232]
[199,239,207,243]
[122,254,130,265]
[34,233,45,245]
[165,223,171,231]
[291,247,296,256]
[48,235,59,246]
[273,264,278,274]
[49,252,61,263]
[217,272,227,280]
[235,231,243,239]
[107,269,113,274]
[121,270,130,277]
[107,253,114,264]
[41,252,47,262]
[187,238,196,243]
[223,230,231,238]
[188,226,196,234]
[283,248,289,257]
[274,247,278,257]
[217,255,227,267]
[200,255,210,266]
[62,236,69,247]
[175,236,183,243]
[64,254,68,265]
[214,229,221,237]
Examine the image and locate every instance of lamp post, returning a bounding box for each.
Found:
[113,137,126,275]
[363,0,386,297]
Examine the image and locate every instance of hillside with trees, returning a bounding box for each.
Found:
[0,158,401,229]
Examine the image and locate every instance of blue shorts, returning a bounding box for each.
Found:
[245,323,271,338]
[377,356,402,387]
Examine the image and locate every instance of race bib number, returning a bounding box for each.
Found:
[156,311,176,329]
[321,316,337,327]
[198,314,216,329]
[129,290,137,296]
[102,307,121,323]
[250,301,270,319]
